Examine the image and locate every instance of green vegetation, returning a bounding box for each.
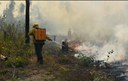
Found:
[78,53,94,67]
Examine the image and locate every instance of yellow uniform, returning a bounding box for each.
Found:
[28,28,52,43]
[28,25,52,64]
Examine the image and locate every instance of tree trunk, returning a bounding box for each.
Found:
[25,0,30,44]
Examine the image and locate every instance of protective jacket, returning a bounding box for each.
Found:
[28,28,52,43]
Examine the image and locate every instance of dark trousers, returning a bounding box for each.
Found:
[34,43,44,64]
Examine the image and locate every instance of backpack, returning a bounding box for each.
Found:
[34,28,46,41]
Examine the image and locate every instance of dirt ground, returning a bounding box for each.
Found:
[20,57,57,81]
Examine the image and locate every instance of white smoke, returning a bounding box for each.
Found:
[28,1,128,41]
[75,41,127,63]
[75,23,128,63]
[115,24,128,44]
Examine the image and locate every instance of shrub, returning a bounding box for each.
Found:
[79,55,94,67]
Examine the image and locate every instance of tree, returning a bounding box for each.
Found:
[25,0,30,44]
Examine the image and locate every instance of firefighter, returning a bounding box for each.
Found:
[62,39,69,53]
[29,23,52,64]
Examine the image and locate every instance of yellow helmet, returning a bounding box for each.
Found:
[33,23,39,28]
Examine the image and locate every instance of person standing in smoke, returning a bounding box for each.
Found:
[29,23,52,64]
[62,39,69,53]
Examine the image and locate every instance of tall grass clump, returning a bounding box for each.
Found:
[0,23,33,67]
